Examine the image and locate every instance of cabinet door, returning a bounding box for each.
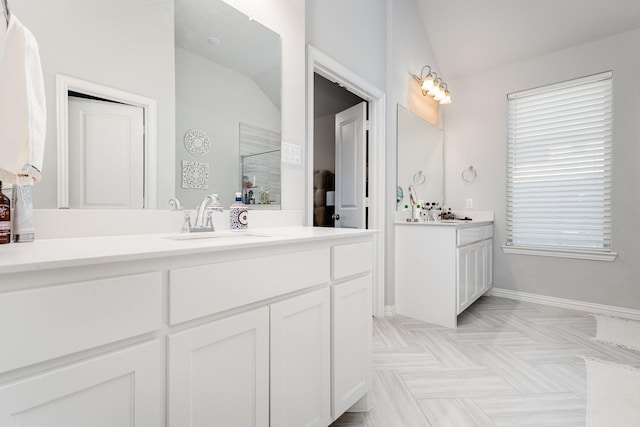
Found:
[457,246,470,314]
[270,288,331,427]
[332,275,372,418]
[0,341,161,426]
[483,238,493,291]
[468,243,480,303]
[457,243,481,314]
[168,307,269,427]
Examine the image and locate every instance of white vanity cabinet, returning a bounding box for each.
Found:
[167,247,332,427]
[396,222,493,328]
[0,341,161,426]
[0,227,374,427]
[168,289,335,427]
[270,288,331,427]
[168,307,270,427]
[0,272,163,425]
[457,232,493,314]
[331,241,373,419]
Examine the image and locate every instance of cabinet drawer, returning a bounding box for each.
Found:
[457,225,493,246]
[332,241,373,280]
[169,248,330,325]
[0,272,162,374]
[0,341,161,426]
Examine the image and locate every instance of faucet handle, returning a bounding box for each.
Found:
[208,194,224,210]
[205,209,216,231]
[168,198,183,210]
[181,210,191,233]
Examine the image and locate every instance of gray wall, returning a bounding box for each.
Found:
[306,0,388,91]
[307,0,442,307]
[386,0,442,306]
[445,29,640,310]
[175,47,280,208]
[313,116,336,173]
[223,0,307,212]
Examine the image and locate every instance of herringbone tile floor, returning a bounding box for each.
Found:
[331,296,640,427]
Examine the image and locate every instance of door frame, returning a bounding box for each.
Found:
[56,74,158,209]
[306,46,386,318]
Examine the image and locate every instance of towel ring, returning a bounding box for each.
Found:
[462,166,477,182]
[413,170,426,185]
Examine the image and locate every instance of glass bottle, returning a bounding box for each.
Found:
[0,181,11,244]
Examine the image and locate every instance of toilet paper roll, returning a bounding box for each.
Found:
[314,189,326,207]
[326,191,335,206]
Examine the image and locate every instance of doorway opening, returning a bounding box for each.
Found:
[312,73,367,228]
[306,47,386,318]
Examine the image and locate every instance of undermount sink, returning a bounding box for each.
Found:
[165,231,272,241]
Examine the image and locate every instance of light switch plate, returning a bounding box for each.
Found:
[281,142,302,165]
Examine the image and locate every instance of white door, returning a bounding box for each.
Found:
[0,341,161,426]
[270,288,331,427]
[68,97,144,209]
[334,102,367,229]
[168,307,269,427]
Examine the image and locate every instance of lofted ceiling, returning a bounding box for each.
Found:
[416,0,640,80]
[174,0,281,107]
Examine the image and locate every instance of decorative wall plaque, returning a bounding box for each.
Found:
[184,129,211,156]
[181,160,209,189]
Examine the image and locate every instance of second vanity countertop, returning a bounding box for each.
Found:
[395,219,493,228]
[0,226,377,275]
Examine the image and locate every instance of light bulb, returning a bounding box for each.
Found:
[427,81,440,96]
[434,88,445,101]
[440,90,452,105]
[421,74,434,91]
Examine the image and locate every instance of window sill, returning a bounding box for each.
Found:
[501,245,617,262]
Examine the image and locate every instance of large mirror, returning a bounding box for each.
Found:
[396,104,443,209]
[17,0,281,210]
[175,0,281,208]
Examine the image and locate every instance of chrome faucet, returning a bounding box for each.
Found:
[192,194,223,232]
[168,198,183,210]
[169,195,223,233]
[407,185,419,222]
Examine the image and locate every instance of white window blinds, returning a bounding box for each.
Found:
[506,72,613,252]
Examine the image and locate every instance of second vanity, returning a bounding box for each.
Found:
[395,218,493,328]
[0,227,375,427]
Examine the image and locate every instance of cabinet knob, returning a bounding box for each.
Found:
[332,213,340,220]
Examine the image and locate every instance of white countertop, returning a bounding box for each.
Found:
[0,226,376,275]
[395,219,494,228]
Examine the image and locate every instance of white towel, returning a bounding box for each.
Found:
[0,14,46,184]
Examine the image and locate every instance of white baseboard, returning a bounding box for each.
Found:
[384,305,397,317]
[492,287,640,321]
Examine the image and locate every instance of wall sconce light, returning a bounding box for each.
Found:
[413,65,452,105]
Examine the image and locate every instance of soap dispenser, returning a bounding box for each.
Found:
[230,192,248,231]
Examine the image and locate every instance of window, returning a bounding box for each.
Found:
[504,72,616,261]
